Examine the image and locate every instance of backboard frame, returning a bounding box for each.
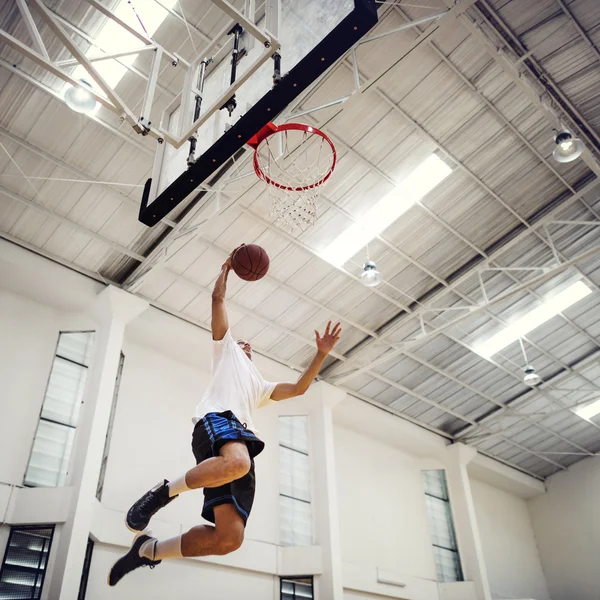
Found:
[138,0,378,226]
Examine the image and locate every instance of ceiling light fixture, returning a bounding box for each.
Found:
[361,260,382,287]
[320,154,453,267]
[575,398,600,421]
[523,365,542,386]
[552,130,584,163]
[64,79,97,114]
[474,281,592,358]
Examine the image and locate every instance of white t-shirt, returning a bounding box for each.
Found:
[192,329,277,433]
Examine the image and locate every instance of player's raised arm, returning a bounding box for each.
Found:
[271,321,342,401]
[211,255,233,341]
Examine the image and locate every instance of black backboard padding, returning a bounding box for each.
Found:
[139,0,378,227]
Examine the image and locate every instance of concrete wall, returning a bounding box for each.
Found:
[0,290,61,486]
[529,456,600,600]
[471,479,550,600]
[334,422,439,600]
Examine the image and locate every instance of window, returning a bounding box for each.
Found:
[279,416,312,546]
[24,332,95,487]
[0,525,54,600]
[77,539,94,600]
[422,470,463,583]
[96,352,125,500]
[280,576,314,600]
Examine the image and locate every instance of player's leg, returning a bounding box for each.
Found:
[181,504,245,556]
[109,469,253,587]
[140,476,249,560]
[184,440,251,488]
[125,441,251,532]
[108,505,246,586]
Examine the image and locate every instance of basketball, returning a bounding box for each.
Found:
[231,244,270,281]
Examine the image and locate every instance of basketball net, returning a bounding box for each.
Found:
[249,123,337,232]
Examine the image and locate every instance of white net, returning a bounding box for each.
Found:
[254,125,336,232]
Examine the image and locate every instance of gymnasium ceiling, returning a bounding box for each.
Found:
[2,0,600,479]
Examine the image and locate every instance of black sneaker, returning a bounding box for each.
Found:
[107,533,160,586]
[126,480,177,532]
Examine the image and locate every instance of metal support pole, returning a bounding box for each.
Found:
[351,47,360,91]
[137,47,163,135]
[187,58,211,166]
[221,24,243,117]
[272,52,282,85]
[178,61,197,138]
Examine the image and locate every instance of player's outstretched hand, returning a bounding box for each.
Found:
[315,321,342,355]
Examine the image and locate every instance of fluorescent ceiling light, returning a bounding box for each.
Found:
[474,280,592,358]
[575,399,600,421]
[64,0,177,113]
[321,154,452,267]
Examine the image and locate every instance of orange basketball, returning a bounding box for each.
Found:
[231,244,270,281]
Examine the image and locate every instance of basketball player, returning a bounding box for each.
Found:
[108,249,342,585]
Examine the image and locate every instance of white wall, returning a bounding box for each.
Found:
[528,456,600,600]
[87,545,277,600]
[0,290,60,486]
[334,422,438,599]
[471,479,549,600]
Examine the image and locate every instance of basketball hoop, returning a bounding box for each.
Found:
[248,123,337,232]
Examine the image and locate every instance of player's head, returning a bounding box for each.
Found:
[237,339,252,360]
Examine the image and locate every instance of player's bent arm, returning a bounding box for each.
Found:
[271,321,342,401]
[211,262,231,341]
[271,350,328,401]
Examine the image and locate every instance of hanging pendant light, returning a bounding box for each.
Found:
[361,260,382,287]
[64,79,97,114]
[552,130,584,163]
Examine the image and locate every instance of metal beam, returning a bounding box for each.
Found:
[16,0,49,59]
[153,0,212,45]
[358,11,449,45]
[358,0,478,98]
[83,0,179,65]
[311,45,600,381]
[30,0,136,120]
[0,184,144,262]
[478,0,600,152]
[0,231,110,284]
[0,127,174,228]
[15,0,170,142]
[331,242,600,380]
[554,0,600,63]
[0,30,117,112]
[458,349,600,438]
[55,45,155,67]
[463,0,600,177]
[52,11,177,100]
[0,59,153,156]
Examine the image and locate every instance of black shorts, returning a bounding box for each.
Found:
[191,410,265,526]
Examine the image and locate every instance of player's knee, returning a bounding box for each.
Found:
[216,527,244,555]
[226,454,251,479]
